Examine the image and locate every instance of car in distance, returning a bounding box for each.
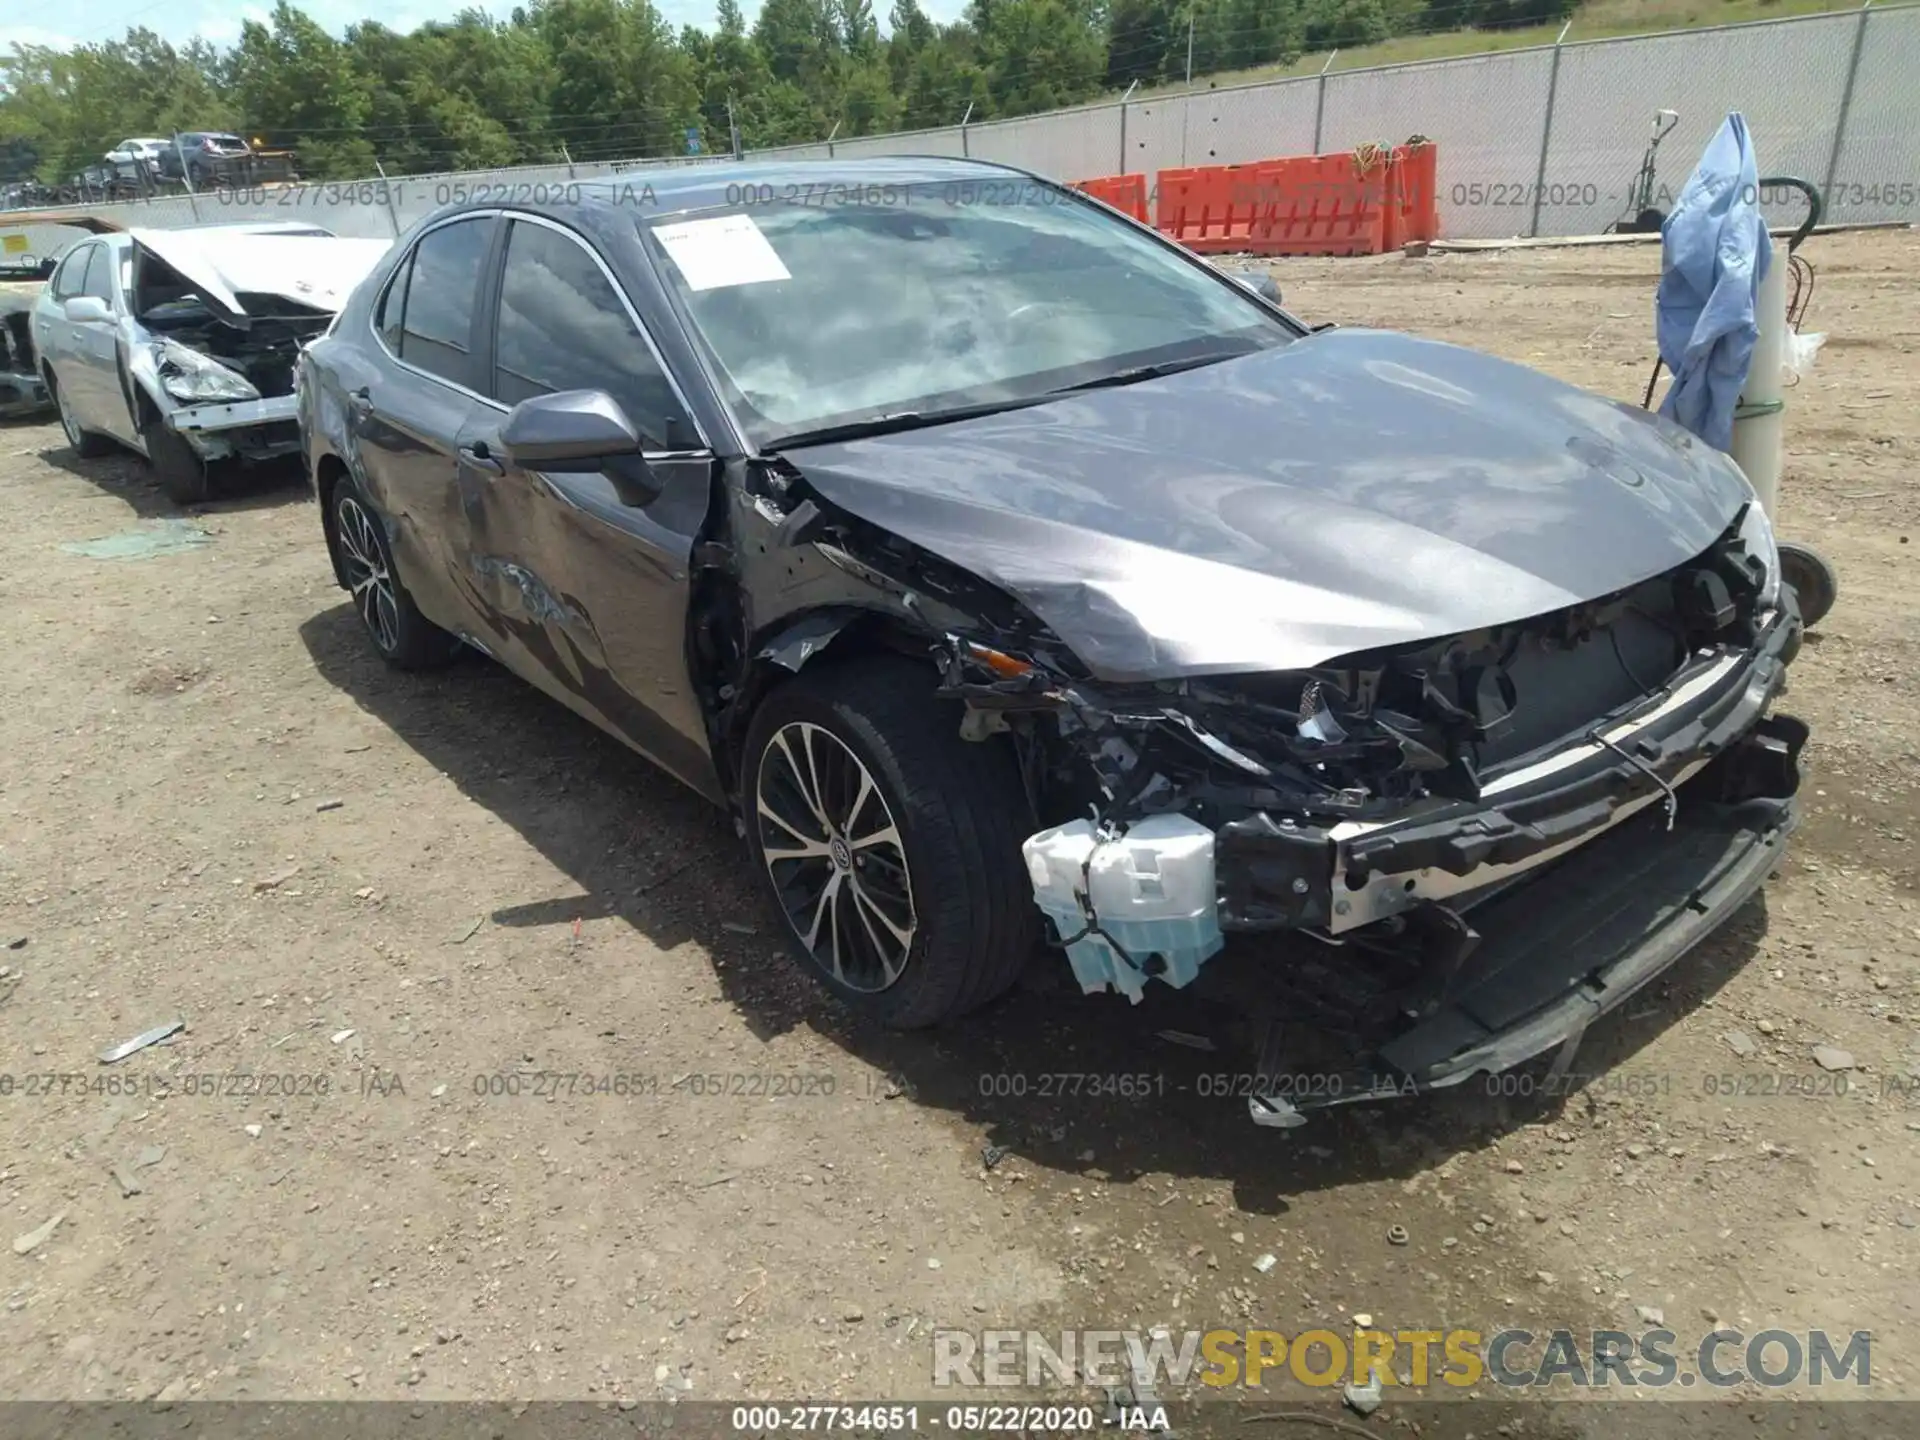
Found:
[33,222,390,502]
[160,132,254,189]
[298,158,1806,1127]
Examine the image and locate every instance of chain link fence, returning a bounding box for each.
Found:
[9,3,1916,247]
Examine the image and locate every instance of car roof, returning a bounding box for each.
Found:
[432,155,1050,227]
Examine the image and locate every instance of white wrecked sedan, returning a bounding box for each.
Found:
[30,222,390,502]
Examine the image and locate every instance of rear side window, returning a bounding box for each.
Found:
[391,217,491,389]
[50,245,95,300]
[377,253,411,353]
[492,220,692,449]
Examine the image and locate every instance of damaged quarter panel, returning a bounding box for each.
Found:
[782,329,1753,682]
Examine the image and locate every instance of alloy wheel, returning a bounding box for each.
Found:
[336,495,400,654]
[755,721,917,992]
[55,384,84,450]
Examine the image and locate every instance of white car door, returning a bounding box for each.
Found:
[33,244,94,413]
[61,243,123,431]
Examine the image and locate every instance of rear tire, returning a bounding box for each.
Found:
[142,420,210,505]
[50,375,113,459]
[330,473,464,670]
[743,656,1040,1029]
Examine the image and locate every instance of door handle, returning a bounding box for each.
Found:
[459,444,503,476]
[347,386,373,417]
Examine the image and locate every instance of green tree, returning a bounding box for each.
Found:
[230,2,375,176]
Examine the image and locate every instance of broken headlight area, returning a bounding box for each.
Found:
[151,339,259,404]
[949,510,1802,1072]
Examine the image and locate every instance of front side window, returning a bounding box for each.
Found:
[492,220,691,449]
[394,217,491,389]
[82,245,119,305]
[643,181,1295,446]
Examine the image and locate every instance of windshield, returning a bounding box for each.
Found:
[642,180,1295,447]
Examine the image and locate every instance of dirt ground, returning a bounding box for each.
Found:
[1,231,1915,1428]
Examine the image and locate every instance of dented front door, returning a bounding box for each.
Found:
[452,410,721,797]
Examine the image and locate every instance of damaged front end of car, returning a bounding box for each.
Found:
[712,456,1805,1127]
[0,284,49,419]
[128,228,387,463]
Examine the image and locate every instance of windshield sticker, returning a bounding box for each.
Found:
[652,213,791,291]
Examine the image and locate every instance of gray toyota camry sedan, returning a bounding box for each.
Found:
[298,156,1806,1127]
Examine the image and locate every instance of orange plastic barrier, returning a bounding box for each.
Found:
[1073,173,1149,223]
[1384,141,1439,248]
[1153,163,1276,253]
[1254,153,1391,257]
[1077,142,1438,258]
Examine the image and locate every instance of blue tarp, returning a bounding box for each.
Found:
[1655,113,1772,453]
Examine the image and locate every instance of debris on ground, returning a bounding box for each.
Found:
[1725,1030,1756,1058]
[1252,1253,1277,1274]
[1812,1045,1855,1072]
[451,916,484,945]
[1343,1368,1384,1416]
[981,1143,1007,1171]
[1385,1224,1409,1246]
[1637,1304,1665,1325]
[330,1030,355,1045]
[4,936,24,950]
[59,519,211,561]
[110,1164,143,1198]
[98,1020,185,1064]
[134,1146,166,1168]
[314,799,344,813]
[12,1213,65,1256]
[252,865,301,894]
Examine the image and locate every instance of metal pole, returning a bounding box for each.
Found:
[961,101,973,157]
[826,121,841,159]
[374,159,402,236]
[561,142,577,178]
[1119,80,1137,173]
[1185,4,1195,86]
[1311,51,1337,154]
[727,97,742,159]
[1823,2,1872,210]
[1528,20,1574,239]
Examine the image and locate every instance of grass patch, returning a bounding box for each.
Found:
[1139,0,1861,94]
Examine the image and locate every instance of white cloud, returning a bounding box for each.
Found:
[0,24,82,51]
[196,4,269,45]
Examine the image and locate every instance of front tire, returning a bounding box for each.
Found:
[744,657,1040,1029]
[142,420,210,505]
[1779,541,1838,627]
[330,474,462,669]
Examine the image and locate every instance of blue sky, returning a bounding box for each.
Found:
[1,0,965,53]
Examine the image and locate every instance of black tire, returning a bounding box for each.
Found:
[142,420,210,504]
[49,374,113,459]
[1779,541,1838,627]
[743,656,1040,1029]
[329,473,464,670]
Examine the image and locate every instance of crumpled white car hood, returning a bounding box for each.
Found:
[131,227,391,322]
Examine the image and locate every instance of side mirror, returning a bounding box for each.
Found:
[1235,272,1282,306]
[64,296,112,324]
[498,389,662,506]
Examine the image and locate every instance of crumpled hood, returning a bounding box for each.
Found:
[783,328,1753,682]
[131,228,391,326]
